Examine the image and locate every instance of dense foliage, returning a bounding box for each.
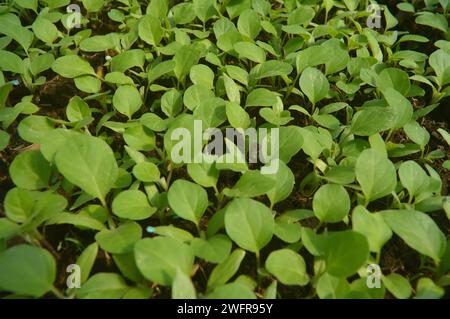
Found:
[0,0,450,299]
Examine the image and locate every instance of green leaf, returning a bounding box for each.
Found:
[264,280,277,299]
[266,161,295,207]
[53,132,118,202]
[9,150,51,190]
[0,245,55,297]
[191,234,232,264]
[153,225,194,242]
[193,0,216,22]
[95,222,142,254]
[356,149,397,202]
[4,188,61,223]
[414,278,444,299]
[140,113,167,132]
[82,0,105,12]
[77,273,129,299]
[0,50,24,74]
[237,9,261,39]
[252,60,293,80]
[190,64,215,89]
[398,161,429,198]
[76,243,98,284]
[351,107,395,136]
[134,236,194,286]
[207,249,246,289]
[184,84,215,111]
[313,184,350,223]
[112,190,156,220]
[0,218,19,239]
[321,39,350,75]
[173,2,196,24]
[224,198,274,253]
[415,12,448,34]
[384,6,398,31]
[112,85,143,119]
[352,206,392,253]
[382,88,413,129]
[51,55,96,78]
[429,49,450,86]
[397,3,415,13]
[246,88,279,107]
[32,18,58,44]
[161,89,183,117]
[233,42,266,63]
[66,96,91,122]
[376,68,411,95]
[265,249,309,286]
[172,268,197,299]
[288,6,315,26]
[225,65,248,85]
[146,0,169,19]
[132,161,160,182]
[323,230,369,278]
[111,49,145,73]
[138,14,163,46]
[168,179,208,225]
[74,75,102,94]
[0,13,34,51]
[207,283,256,299]
[299,67,329,105]
[192,96,224,131]
[223,170,274,198]
[225,101,250,129]
[382,274,412,299]
[124,125,155,151]
[299,127,328,160]
[274,218,302,243]
[80,34,118,52]
[404,121,430,149]
[18,115,54,144]
[0,130,10,151]
[15,0,38,11]
[113,252,144,283]
[174,45,200,81]
[187,162,219,188]
[343,0,360,10]
[323,165,355,185]
[46,212,106,231]
[316,273,350,299]
[278,126,304,163]
[223,74,240,104]
[381,210,446,263]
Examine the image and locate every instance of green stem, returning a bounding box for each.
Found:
[33,230,59,258]
[255,251,261,271]
[51,286,65,299]
[364,196,370,208]
[284,72,300,102]
[166,164,173,186]
[385,128,394,143]
[213,185,219,196]
[100,197,116,229]
[216,191,225,210]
